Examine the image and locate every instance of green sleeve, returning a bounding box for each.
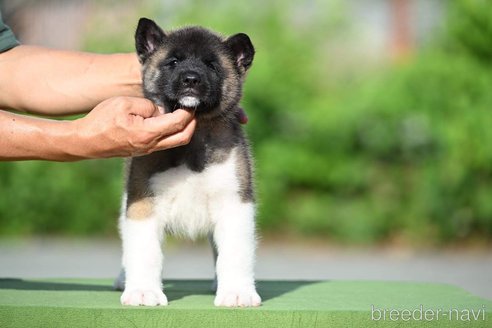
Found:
[0,11,20,53]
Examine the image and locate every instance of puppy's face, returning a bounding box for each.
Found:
[135,18,254,117]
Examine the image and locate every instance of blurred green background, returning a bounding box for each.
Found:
[1,0,491,246]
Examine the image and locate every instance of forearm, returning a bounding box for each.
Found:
[0,97,196,162]
[0,110,85,161]
[0,45,142,116]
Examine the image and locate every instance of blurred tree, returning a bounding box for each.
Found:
[447,0,492,65]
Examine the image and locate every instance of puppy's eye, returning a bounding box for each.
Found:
[205,60,217,70]
[166,58,179,68]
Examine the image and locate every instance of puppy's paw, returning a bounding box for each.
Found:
[120,289,168,306]
[214,288,261,307]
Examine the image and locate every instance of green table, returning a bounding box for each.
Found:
[0,279,490,327]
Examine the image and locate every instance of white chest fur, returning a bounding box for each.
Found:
[148,148,242,238]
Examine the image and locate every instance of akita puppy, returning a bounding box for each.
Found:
[116,18,260,307]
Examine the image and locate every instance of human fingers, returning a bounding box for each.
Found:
[115,96,160,118]
[151,118,197,151]
[149,105,165,117]
[143,109,195,135]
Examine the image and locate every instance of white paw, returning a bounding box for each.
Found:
[120,289,168,306]
[214,288,261,307]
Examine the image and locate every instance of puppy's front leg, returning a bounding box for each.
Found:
[119,200,167,306]
[212,200,261,307]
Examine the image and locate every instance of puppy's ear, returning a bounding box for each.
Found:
[225,33,255,73]
[135,18,166,63]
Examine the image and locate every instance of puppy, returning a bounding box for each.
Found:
[116,18,260,307]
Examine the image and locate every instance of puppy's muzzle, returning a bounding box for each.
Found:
[181,71,201,88]
[178,71,202,108]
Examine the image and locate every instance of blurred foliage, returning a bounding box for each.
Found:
[0,160,122,235]
[1,0,492,245]
[446,0,492,65]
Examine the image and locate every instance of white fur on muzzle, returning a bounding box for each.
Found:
[179,96,200,108]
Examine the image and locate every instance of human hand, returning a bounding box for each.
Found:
[73,97,196,158]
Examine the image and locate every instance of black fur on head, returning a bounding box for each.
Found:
[135,18,255,119]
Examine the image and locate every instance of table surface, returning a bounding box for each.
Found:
[0,279,490,327]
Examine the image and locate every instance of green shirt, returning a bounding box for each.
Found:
[0,11,19,52]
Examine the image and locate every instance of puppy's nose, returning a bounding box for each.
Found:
[182,72,201,87]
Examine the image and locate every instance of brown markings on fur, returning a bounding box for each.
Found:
[218,54,241,114]
[234,141,255,203]
[125,156,159,221]
[142,49,169,103]
[147,48,168,68]
[127,197,154,220]
[144,50,168,78]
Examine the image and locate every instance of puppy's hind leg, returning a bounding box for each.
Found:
[113,269,125,291]
[119,197,167,306]
[208,233,218,292]
[212,200,261,307]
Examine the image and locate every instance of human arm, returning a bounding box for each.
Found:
[0,45,142,116]
[0,97,196,161]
